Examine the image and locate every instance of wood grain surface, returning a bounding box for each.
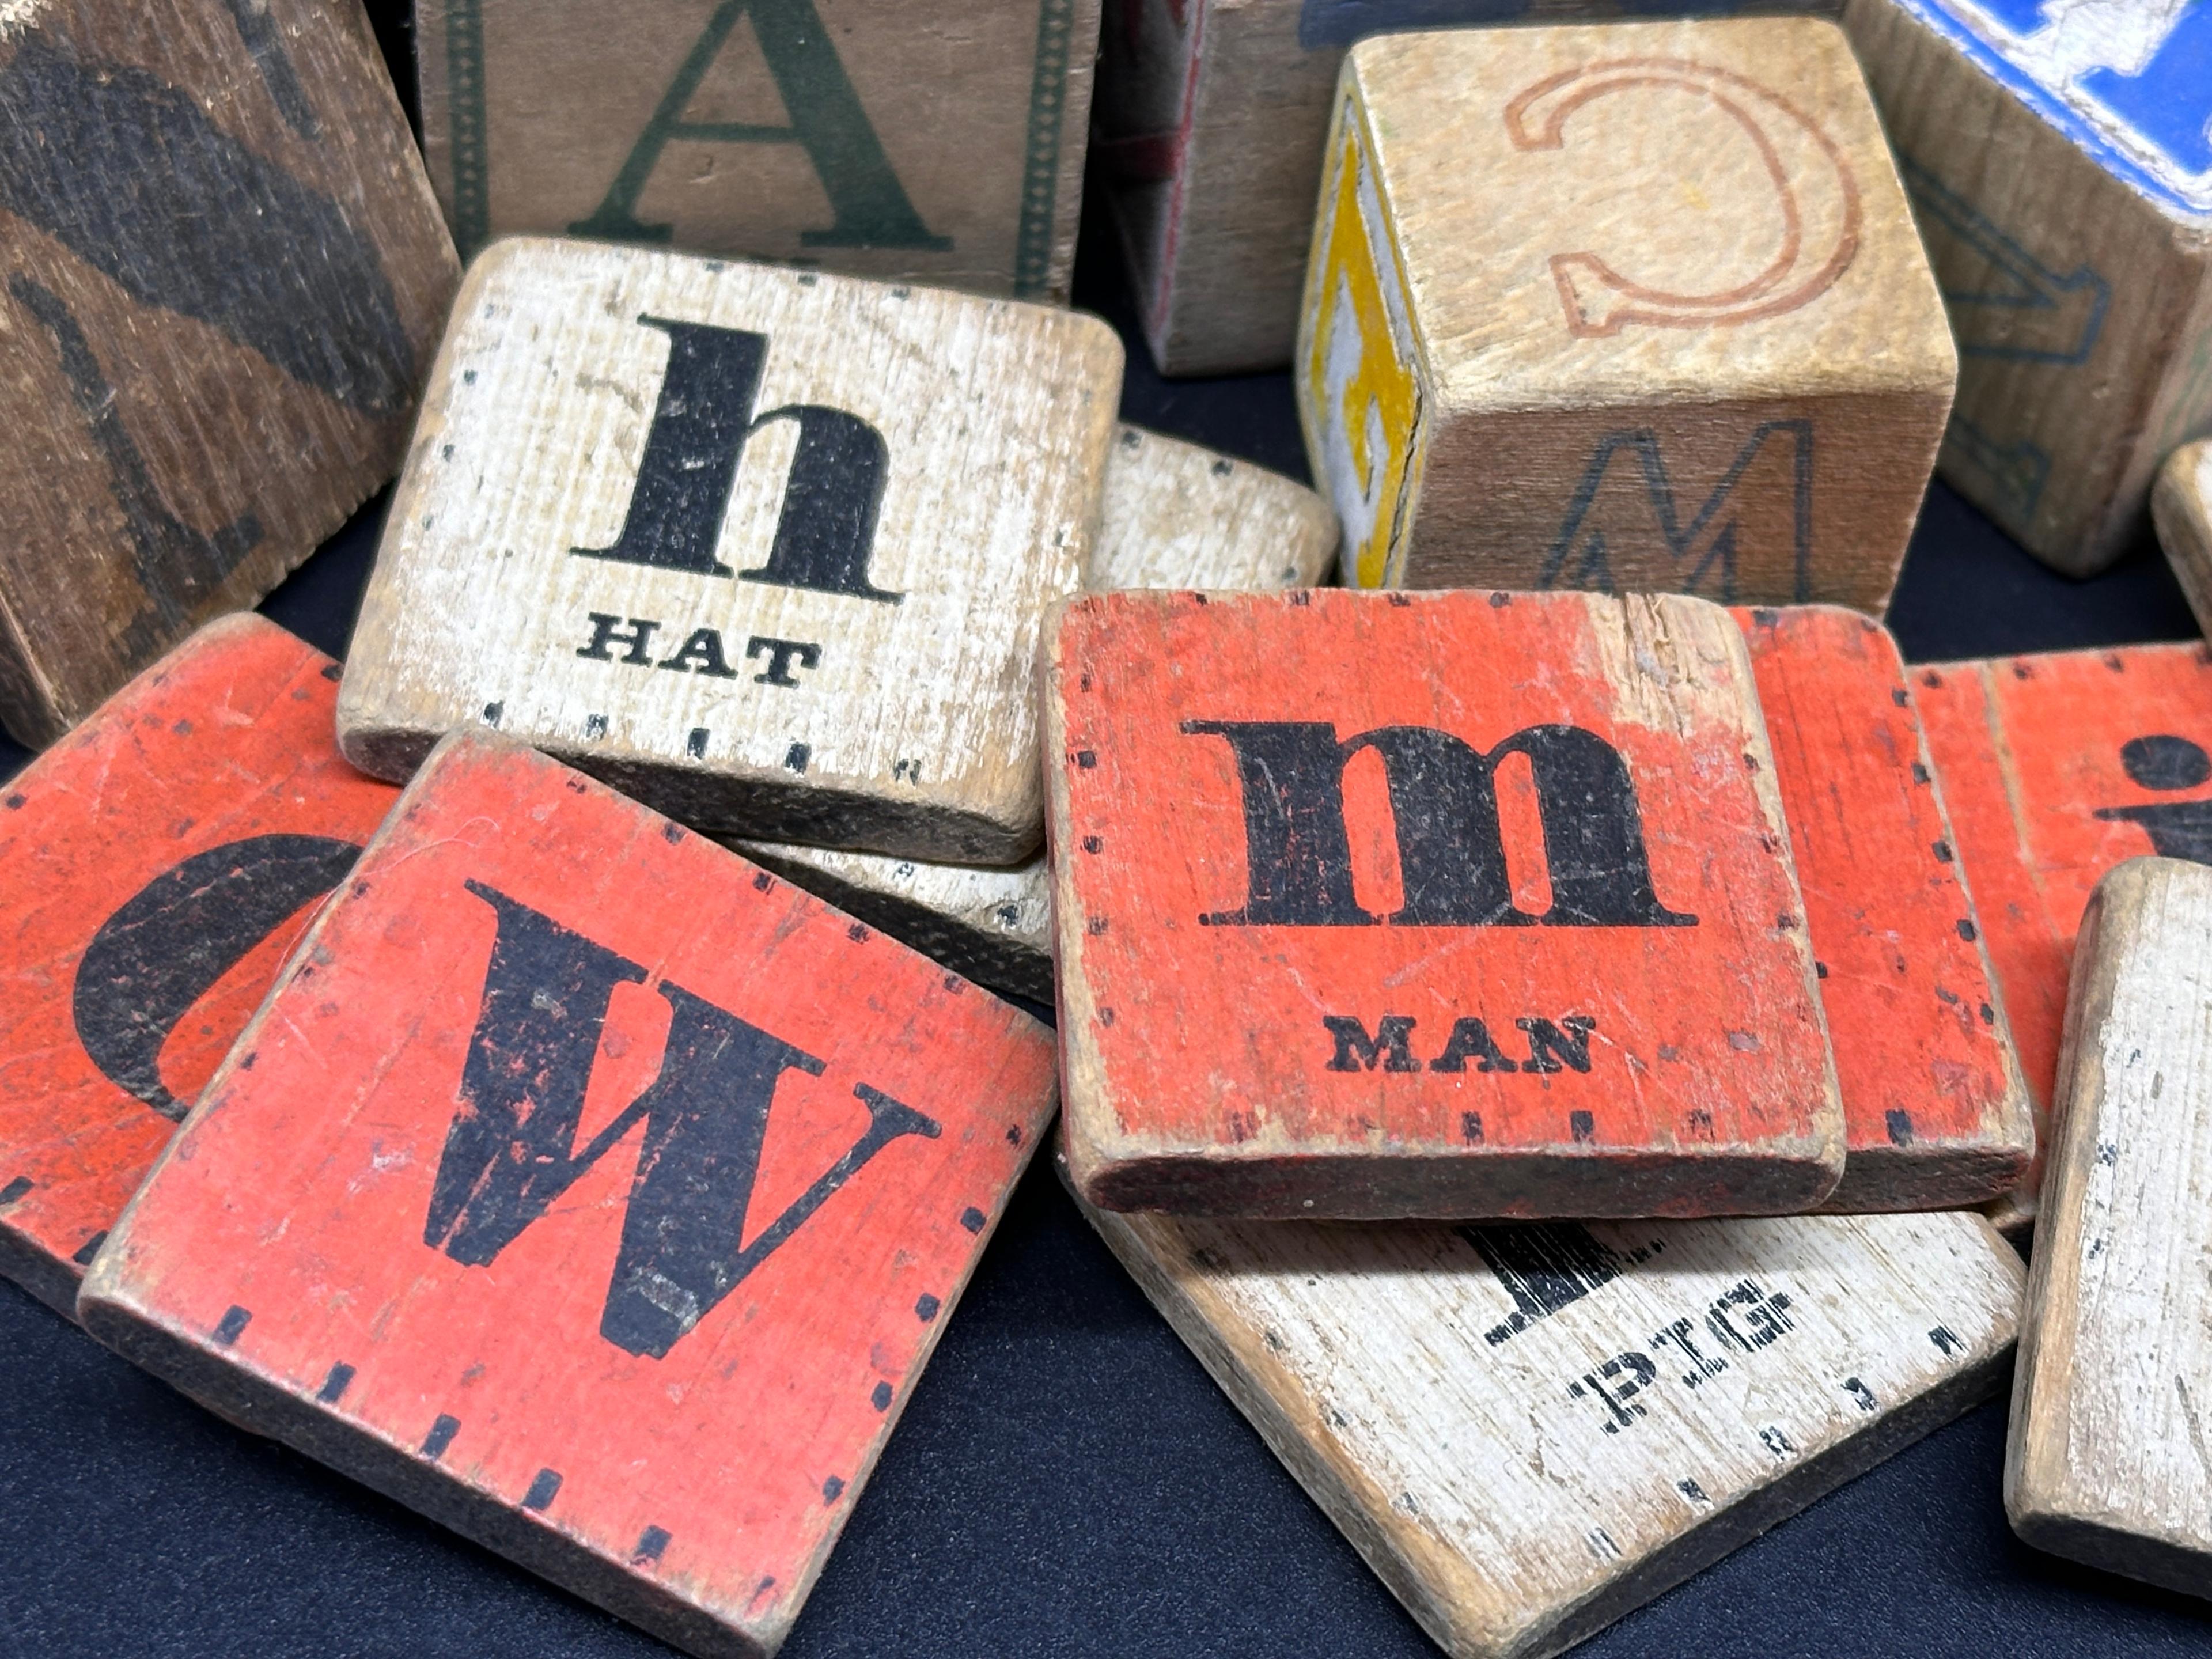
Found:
[1294,18,1954,610]
[0,616,396,1320]
[1048,588,1843,1219]
[338,237,1122,862]
[415,0,1100,303]
[1735,606,2031,1211]
[1842,0,2212,575]
[1074,1161,2022,1659]
[2006,856,2212,1597]
[78,732,1059,1659]
[0,0,457,745]
[2153,438,2212,638]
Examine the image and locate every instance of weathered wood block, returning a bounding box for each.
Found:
[0,616,397,1320]
[2007,856,2212,1597]
[1842,1,2212,575]
[1911,642,2212,1232]
[1074,1164,2022,1659]
[1736,606,2032,1212]
[1094,0,1843,378]
[415,0,1099,303]
[78,732,1057,1659]
[1048,587,1843,1219]
[2153,438,2212,638]
[337,237,1122,863]
[1295,18,1953,611]
[0,0,458,746]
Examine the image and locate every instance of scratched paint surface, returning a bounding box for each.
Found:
[79,734,1057,1655]
[0,616,396,1318]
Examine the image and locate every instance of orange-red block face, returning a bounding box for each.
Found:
[1734,607,2031,1213]
[1912,641,2212,1229]
[78,734,1058,1659]
[1045,588,1842,1221]
[0,615,397,1317]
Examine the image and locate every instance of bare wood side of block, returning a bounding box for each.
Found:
[2154,439,2212,641]
[2006,856,2212,1596]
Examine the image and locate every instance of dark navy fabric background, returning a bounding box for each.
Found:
[3,10,2210,1655]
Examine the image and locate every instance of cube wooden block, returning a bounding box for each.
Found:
[1048,588,1843,1219]
[78,732,1058,1659]
[0,616,397,1320]
[2008,856,2212,1597]
[1075,1168,2022,1659]
[2153,438,2212,637]
[1294,18,1953,611]
[0,0,458,746]
[337,237,1122,862]
[1842,1,2212,574]
[1912,642,2212,1232]
[416,0,1099,302]
[1094,0,1843,378]
[1736,607,2032,1212]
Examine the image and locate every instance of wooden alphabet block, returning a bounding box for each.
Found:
[1074,1169,2022,1659]
[1736,607,2032,1211]
[0,0,458,745]
[337,237,1122,863]
[1048,588,1843,1219]
[78,732,1058,1659]
[415,0,1100,303]
[0,616,397,1320]
[1911,642,2212,1231]
[1094,0,1843,378]
[2007,856,2212,1597]
[2153,438,2212,638]
[1842,0,2212,574]
[1294,18,1953,612]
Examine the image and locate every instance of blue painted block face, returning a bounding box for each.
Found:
[1896,1,2212,216]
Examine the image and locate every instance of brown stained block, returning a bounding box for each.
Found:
[1911,642,2212,1233]
[1075,1164,2022,1659]
[1047,588,1843,1220]
[337,237,1122,862]
[77,732,1058,1659]
[2008,857,2212,1597]
[1842,1,2212,575]
[2153,438,2212,637]
[0,616,398,1320]
[1735,607,2032,1213]
[0,0,458,747]
[415,0,1100,303]
[1093,0,1842,378]
[1294,18,1953,611]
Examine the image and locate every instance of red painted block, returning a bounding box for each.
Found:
[1735,607,2031,1212]
[79,733,1057,1659]
[1046,588,1842,1219]
[0,615,396,1318]
[1912,641,2212,1231]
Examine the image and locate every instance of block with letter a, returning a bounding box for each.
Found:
[77,732,1058,1659]
[1843,0,2212,574]
[1047,587,1843,1219]
[1911,641,2212,1232]
[0,615,397,1320]
[337,237,1122,863]
[1294,17,1953,611]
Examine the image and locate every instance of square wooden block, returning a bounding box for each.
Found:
[78,732,1058,1659]
[1295,17,1953,611]
[0,616,396,1320]
[1076,1169,2022,1659]
[1912,641,2212,1233]
[0,0,457,745]
[416,0,1100,302]
[1047,588,1843,1219]
[1736,607,2032,1211]
[1843,1,2212,575]
[2154,438,2212,636]
[338,237,1122,862]
[2008,857,2212,1598]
